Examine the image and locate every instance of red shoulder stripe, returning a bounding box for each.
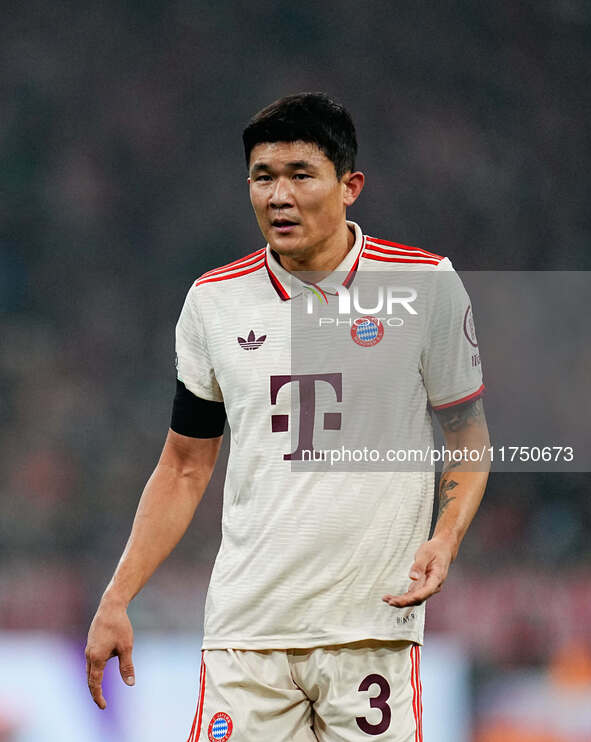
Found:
[364,254,441,266]
[431,384,485,411]
[195,261,264,287]
[200,253,265,280]
[200,248,265,279]
[364,243,443,261]
[366,236,443,260]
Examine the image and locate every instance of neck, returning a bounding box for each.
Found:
[277,223,355,281]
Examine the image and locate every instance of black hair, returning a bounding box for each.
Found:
[242,92,357,179]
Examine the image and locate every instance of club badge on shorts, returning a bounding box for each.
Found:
[351,316,384,347]
[208,712,233,741]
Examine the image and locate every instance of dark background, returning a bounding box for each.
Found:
[1,1,590,736]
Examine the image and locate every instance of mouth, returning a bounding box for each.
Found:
[271,218,299,234]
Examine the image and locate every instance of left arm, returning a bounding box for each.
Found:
[383,397,490,607]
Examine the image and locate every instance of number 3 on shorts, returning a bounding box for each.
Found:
[355,674,391,735]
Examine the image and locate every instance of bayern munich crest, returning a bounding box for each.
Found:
[208,712,233,741]
[351,316,384,347]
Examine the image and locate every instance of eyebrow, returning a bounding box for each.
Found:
[250,160,317,174]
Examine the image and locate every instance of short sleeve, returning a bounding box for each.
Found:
[175,284,223,402]
[421,259,485,410]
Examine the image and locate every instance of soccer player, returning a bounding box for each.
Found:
[85,93,490,741]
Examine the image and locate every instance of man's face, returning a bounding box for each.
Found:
[248,141,351,259]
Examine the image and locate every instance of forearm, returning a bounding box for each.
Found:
[86,431,221,710]
[384,459,489,607]
[102,434,220,607]
[432,397,491,560]
[432,466,489,560]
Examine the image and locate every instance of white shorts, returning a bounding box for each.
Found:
[185,640,423,742]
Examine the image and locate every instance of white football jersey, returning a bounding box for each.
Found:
[176,221,484,649]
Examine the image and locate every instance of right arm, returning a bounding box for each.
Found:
[85,429,222,709]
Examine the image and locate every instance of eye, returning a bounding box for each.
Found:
[293,173,311,180]
[254,174,272,182]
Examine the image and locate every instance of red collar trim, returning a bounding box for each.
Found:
[342,235,365,288]
[264,229,365,301]
[264,251,291,301]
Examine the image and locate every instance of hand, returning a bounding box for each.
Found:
[85,596,135,709]
[382,537,454,608]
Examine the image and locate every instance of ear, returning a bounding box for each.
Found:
[342,171,365,207]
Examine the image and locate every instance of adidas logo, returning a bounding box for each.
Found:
[237,330,266,350]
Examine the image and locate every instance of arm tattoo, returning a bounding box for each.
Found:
[435,398,484,433]
[433,398,487,523]
[437,474,458,520]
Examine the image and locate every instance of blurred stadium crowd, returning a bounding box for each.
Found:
[1,0,590,707]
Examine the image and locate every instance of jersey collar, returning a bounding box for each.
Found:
[264,221,365,301]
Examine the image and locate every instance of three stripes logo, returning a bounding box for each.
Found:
[237,330,266,350]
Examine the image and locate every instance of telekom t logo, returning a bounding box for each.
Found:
[270,373,342,460]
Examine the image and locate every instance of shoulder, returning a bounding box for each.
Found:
[193,248,267,289]
[180,247,268,325]
[362,234,450,270]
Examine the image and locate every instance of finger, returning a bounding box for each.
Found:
[383,591,424,607]
[383,574,427,603]
[88,660,107,710]
[408,562,424,582]
[408,548,436,581]
[382,588,423,607]
[382,586,423,606]
[118,647,135,686]
[384,567,429,600]
[383,572,443,607]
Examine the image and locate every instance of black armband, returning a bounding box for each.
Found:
[170,379,226,438]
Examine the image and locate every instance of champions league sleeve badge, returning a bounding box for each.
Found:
[463,305,478,347]
[208,712,233,741]
[351,316,384,347]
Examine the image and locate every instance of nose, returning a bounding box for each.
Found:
[270,177,293,209]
